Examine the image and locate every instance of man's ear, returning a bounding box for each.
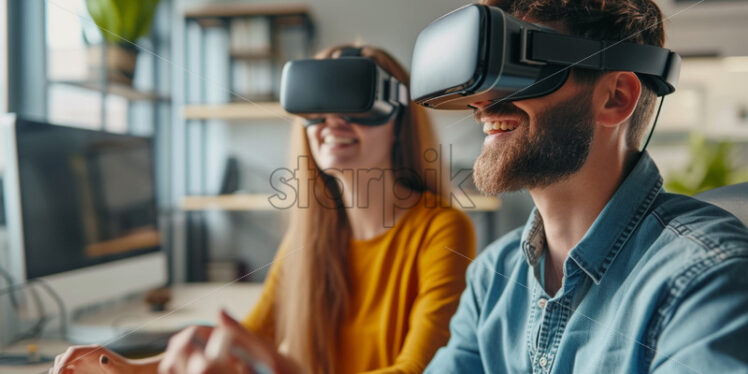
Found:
[593,71,641,128]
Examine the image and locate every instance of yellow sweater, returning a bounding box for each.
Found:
[243,192,476,373]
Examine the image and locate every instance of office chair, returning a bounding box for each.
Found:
[694,182,748,226]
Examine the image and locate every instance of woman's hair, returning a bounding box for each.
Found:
[274,44,445,373]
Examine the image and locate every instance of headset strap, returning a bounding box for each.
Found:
[337,47,409,106]
[520,29,681,96]
[338,47,363,57]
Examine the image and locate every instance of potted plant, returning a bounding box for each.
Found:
[665,135,748,195]
[85,0,161,86]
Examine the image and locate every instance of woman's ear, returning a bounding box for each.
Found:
[593,71,641,128]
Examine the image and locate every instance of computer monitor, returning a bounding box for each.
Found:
[0,115,167,337]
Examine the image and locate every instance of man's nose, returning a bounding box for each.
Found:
[470,101,493,111]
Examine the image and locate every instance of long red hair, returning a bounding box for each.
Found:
[274,44,446,374]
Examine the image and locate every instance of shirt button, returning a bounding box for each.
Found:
[537,297,547,309]
[539,356,548,367]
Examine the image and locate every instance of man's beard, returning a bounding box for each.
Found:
[473,91,595,194]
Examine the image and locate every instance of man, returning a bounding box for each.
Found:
[425,0,748,373]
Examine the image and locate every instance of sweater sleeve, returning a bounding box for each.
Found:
[241,240,289,343]
[363,208,476,374]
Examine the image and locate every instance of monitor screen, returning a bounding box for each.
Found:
[15,119,160,279]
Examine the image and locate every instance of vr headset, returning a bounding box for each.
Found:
[280,48,409,126]
[410,4,682,109]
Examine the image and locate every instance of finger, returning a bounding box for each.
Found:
[160,325,214,374]
[170,325,213,351]
[215,312,279,374]
[55,348,78,372]
[68,345,101,365]
[185,351,211,374]
[52,353,65,374]
[218,309,243,330]
[217,313,273,360]
[204,325,232,364]
[54,346,95,373]
[211,324,276,374]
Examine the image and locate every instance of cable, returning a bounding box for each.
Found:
[0,279,33,297]
[0,277,47,342]
[0,278,68,341]
[0,267,46,345]
[0,265,19,308]
[12,285,48,342]
[34,279,68,339]
[640,96,666,153]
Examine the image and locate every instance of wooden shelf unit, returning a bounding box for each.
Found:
[49,80,169,101]
[181,194,501,212]
[182,102,292,121]
[179,2,318,282]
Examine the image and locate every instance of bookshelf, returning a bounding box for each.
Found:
[184,3,314,102]
[182,102,290,120]
[180,3,316,281]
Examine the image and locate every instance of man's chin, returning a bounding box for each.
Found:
[473,153,511,195]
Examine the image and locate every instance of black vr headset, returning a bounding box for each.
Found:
[410,4,682,109]
[280,47,409,126]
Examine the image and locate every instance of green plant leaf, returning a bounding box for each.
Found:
[665,135,747,196]
[85,0,161,44]
[85,0,122,44]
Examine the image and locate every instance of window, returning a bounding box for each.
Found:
[46,0,128,131]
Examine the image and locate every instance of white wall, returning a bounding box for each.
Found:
[658,0,748,56]
[181,0,467,69]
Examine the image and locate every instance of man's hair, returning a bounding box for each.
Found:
[482,0,665,148]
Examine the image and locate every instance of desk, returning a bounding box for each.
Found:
[0,282,263,374]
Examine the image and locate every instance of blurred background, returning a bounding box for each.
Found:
[1,0,747,286]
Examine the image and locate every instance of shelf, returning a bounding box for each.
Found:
[183,102,292,121]
[49,80,169,101]
[85,229,161,257]
[230,48,274,61]
[185,3,310,19]
[182,194,279,211]
[181,194,501,212]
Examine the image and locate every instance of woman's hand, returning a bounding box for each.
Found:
[161,310,304,374]
[158,325,214,374]
[50,344,133,373]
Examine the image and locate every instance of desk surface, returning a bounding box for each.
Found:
[1,282,263,374]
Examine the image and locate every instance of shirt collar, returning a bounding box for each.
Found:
[520,152,664,284]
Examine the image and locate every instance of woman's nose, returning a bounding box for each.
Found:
[324,115,349,128]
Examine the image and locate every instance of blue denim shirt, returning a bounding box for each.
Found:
[427,153,748,374]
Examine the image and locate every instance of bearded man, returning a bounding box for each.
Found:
[426,0,748,373]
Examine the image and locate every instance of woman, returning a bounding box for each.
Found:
[52,44,475,374]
